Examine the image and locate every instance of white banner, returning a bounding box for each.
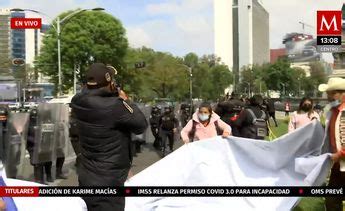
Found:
[125,121,332,211]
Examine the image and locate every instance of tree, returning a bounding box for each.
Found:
[122,50,232,102]
[291,67,307,97]
[124,48,189,101]
[35,10,128,94]
[209,65,233,100]
[239,65,254,96]
[0,57,12,76]
[309,62,327,97]
[189,54,232,100]
[184,53,199,68]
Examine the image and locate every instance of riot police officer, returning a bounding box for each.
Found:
[159,106,178,157]
[149,105,161,149]
[26,108,55,183]
[180,103,191,127]
[0,105,8,160]
[215,92,244,136]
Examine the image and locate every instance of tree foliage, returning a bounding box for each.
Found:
[35,10,233,100]
[239,59,327,97]
[123,48,233,101]
[35,10,128,94]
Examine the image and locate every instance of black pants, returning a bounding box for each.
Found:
[325,162,345,211]
[151,126,160,149]
[33,162,52,184]
[27,141,65,182]
[160,130,174,151]
[268,112,278,126]
[285,111,290,116]
[70,136,81,165]
[78,164,128,211]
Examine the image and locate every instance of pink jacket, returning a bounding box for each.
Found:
[180,111,232,143]
[288,111,320,132]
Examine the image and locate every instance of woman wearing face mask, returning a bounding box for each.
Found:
[180,102,232,143]
[288,97,320,132]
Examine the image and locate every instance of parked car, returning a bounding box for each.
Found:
[8,102,21,110]
[302,46,317,56]
[23,102,38,109]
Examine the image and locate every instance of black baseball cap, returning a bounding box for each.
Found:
[86,63,116,88]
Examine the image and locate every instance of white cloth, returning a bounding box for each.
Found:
[1,169,87,211]
[125,121,332,211]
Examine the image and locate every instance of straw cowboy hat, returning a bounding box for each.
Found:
[318,77,345,92]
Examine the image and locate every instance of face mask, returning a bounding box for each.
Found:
[330,100,341,108]
[301,104,312,112]
[198,114,210,122]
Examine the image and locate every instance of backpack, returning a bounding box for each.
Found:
[188,120,223,142]
[246,108,268,139]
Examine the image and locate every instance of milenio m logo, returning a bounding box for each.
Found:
[316,11,342,52]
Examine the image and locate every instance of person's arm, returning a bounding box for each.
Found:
[173,116,179,128]
[114,100,148,135]
[217,119,232,137]
[288,114,296,132]
[0,199,5,211]
[331,148,345,162]
[233,109,247,128]
[180,119,193,143]
[158,115,162,127]
[313,112,321,121]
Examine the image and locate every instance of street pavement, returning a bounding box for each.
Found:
[58,129,184,186]
[17,110,289,186]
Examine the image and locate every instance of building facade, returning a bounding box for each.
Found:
[0,9,49,67]
[0,9,12,74]
[252,0,270,65]
[215,0,270,90]
[270,48,286,63]
[214,0,233,68]
[11,12,26,60]
[25,12,49,67]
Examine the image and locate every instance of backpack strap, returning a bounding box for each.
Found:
[260,110,266,119]
[246,108,257,124]
[214,120,223,135]
[188,120,197,142]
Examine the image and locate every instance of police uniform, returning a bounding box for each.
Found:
[159,107,178,155]
[71,63,148,211]
[149,106,161,149]
[180,103,191,127]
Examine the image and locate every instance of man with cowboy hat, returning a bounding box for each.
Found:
[71,63,148,211]
[318,77,345,211]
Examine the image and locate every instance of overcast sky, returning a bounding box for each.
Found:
[0,0,343,60]
[262,0,344,49]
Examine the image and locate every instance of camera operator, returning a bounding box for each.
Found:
[71,63,148,211]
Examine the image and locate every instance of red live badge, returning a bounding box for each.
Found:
[11,18,42,29]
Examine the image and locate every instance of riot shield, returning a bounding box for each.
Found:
[32,103,58,165]
[4,112,30,179]
[0,123,4,160]
[55,104,69,159]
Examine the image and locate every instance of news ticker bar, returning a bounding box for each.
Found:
[0,187,344,197]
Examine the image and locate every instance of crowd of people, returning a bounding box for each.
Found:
[1,62,344,211]
[146,78,344,211]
